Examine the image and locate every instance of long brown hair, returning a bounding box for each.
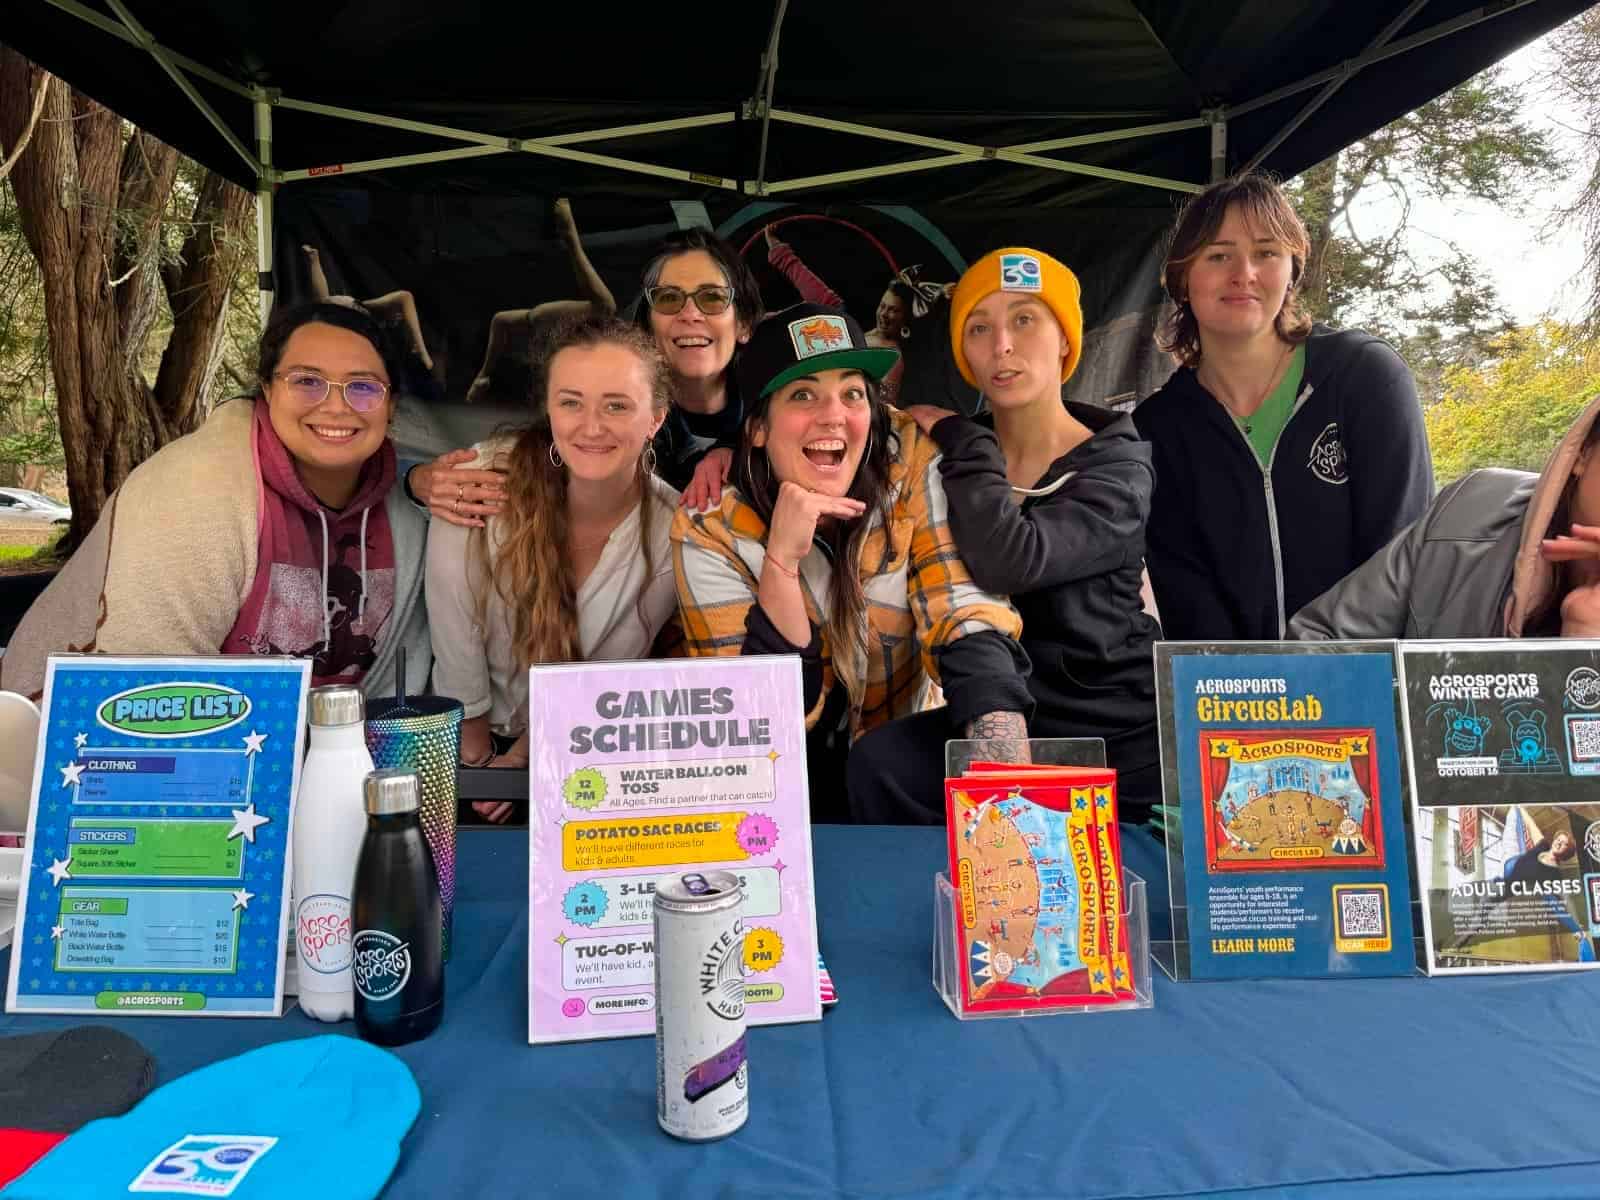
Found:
[1158,172,1313,368]
[734,377,897,703]
[473,314,671,668]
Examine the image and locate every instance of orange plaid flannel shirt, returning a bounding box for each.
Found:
[671,408,1023,742]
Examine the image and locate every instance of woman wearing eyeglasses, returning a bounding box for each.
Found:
[2,302,431,702]
[635,228,765,494]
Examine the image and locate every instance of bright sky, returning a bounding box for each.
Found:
[1352,31,1590,326]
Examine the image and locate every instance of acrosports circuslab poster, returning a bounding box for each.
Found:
[1156,642,1416,980]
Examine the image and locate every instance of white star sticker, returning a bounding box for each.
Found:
[226,803,270,843]
[59,762,85,788]
[74,732,88,749]
[50,924,65,941]
[46,856,72,886]
[230,888,255,911]
[242,730,267,756]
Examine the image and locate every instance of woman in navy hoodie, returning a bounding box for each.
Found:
[1132,173,1432,641]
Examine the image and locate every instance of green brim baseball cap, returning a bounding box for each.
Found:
[739,303,903,399]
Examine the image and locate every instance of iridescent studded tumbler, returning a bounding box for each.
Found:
[364,695,462,961]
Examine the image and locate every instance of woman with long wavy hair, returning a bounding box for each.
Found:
[426,315,679,823]
[672,303,1032,822]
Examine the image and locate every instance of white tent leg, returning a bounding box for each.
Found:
[254,88,274,325]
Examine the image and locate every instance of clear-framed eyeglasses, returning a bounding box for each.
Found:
[272,371,390,412]
[645,285,735,316]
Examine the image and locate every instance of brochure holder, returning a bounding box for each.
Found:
[933,866,1152,1018]
[936,736,1151,1017]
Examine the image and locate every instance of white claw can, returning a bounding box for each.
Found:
[653,870,747,1141]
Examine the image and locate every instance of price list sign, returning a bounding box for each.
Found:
[6,656,309,1017]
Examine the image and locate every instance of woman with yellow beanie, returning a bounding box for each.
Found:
[895,247,1163,824]
[1132,172,1431,641]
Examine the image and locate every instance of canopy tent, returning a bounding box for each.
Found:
[2,0,1592,433]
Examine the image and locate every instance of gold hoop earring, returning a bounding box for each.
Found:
[642,442,657,476]
[548,443,563,469]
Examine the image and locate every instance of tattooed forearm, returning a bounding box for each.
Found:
[963,710,1031,764]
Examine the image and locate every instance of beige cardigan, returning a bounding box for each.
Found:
[1,398,432,702]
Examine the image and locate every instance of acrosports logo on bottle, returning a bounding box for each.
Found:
[352,929,412,1001]
[296,895,352,974]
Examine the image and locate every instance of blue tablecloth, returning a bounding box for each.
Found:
[6,826,1600,1199]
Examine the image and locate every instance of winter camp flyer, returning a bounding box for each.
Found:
[6,656,309,1016]
[526,657,821,1043]
[1156,642,1416,980]
[1398,640,1600,975]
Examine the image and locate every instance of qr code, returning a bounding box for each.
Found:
[1570,716,1600,760]
[1337,889,1386,938]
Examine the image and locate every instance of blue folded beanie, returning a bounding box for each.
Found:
[3,1035,418,1199]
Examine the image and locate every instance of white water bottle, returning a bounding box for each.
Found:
[292,685,372,1021]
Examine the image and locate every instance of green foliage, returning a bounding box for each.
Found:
[1288,64,1558,404]
[1425,321,1600,484]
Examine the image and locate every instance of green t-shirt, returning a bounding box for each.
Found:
[1236,345,1307,466]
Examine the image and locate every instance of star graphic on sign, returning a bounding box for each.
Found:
[553,933,568,946]
[50,924,65,941]
[226,803,270,843]
[1214,740,1234,755]
[231,888,255,911]
[767,749,780,763]
[242,730,267,756]
[772,858,788,876]
[59,762,85,788]
[46,856,72,886]
[1074,796,1089,811]
[73,732,88,749]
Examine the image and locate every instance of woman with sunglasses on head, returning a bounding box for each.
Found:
[1132,172,1432,641]
[425,315,679,824]
[3,302,431,701]
[901,248,1162,824]
[673,303,1033,822]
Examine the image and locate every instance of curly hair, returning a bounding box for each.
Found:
[473,314,672,669]
[1157,172,1313,368]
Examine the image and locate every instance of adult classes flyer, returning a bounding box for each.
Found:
[526,657,820,1043]
[6,656,308,1017]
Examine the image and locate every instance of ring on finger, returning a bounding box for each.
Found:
[457,483,464,502]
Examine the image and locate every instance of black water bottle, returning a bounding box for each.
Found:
[351,769,444,1045]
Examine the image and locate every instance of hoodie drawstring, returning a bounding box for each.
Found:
[357,506,370,624]
[318,510,332,648]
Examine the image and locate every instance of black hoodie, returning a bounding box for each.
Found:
[930,402,1160,809]
[1132,325,1432,641]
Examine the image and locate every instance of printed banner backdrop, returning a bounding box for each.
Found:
[271,186,1173,469]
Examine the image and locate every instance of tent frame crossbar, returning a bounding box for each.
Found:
[35,0,1547,310]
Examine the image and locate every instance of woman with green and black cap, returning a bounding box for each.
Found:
[671,302,1034,822]
[901,248,1162,823]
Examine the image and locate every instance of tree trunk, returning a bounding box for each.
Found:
[0,46,253,547]
[1295,156,1339,324]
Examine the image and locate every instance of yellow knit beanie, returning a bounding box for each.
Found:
[948,247,1084,388]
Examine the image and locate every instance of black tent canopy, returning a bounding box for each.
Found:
[3,0,1592,421]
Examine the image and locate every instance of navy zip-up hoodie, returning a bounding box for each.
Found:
[1132,325,1432,641]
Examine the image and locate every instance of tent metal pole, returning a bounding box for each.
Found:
[277,145,508,183]
[273,96,737,187]
[765,154,982,194]
[252,87,273,325]
[1243,0,1431,173]
[1226,0,1533,122]
[752,0,790,194]
[1010,116,1207,154]
[41,0,253,97]
[102,0,261,177]
[765,109,1202,194]
[1208,111,1228,182]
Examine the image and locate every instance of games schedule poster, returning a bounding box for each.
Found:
[1398,640,1600,975]
[526,657,821,1043]
[6,656,309,1017]
[1156,643,1416,980]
